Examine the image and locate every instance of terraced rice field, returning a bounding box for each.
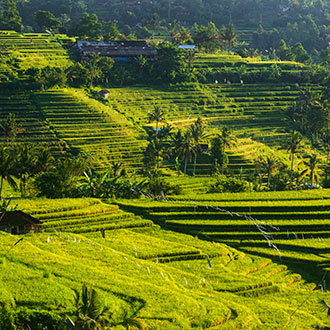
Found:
[34,88,147,170]
[0,31,73,69]
[14,198,153,233]
[107,83,322,174]
[194,53,305,71]
[1,197,330,328]
[118,189,330,282]
[0,87,60,145]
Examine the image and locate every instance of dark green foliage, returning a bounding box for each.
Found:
[0,307,15,330]
[153,43,185,82]
[0,1,23,32]
[210,174,252,193]
[71,13,102,40]
[192,22,220,53]
[34,157,86,198]
[66,63,90,87]
[146,171,182,197]
[34,10,61,31]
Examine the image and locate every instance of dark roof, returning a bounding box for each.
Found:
[99,89,110,94]
[76,40,157,57]
[0,211,41,226]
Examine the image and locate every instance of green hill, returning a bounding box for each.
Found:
[0,197,329,329]
[0,31,73,69]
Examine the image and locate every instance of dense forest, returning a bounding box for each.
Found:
[1,0,330,62]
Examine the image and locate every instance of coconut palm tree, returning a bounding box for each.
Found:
[256,156,281,189]
[299,154,320,189]
[171,129,184,175]
[177,130,196,176]
[14,143,38,197]
[0,113,24,144]
[216,127,237,174]
[70,284,111,329]
[321,130,330,164]
[0,145,17,200]
[219,24,239,53]
[148,106,166,134]
[287,131,303,185]
[190,117,206,175]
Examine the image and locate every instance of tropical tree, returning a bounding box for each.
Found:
[256,156,281,189]
[192,22,220,53]
[34,10,61,31]
[69,284,111,329]
[148,106,166,133]
[217,127,237,174]
[83,52,101,89]
[171,129,184,175]
[177,130,196,176]
[0,113,24,144]
[0,0,23,32]
[113,308,146,330]
[287,131,303,185]
[0,145,16,200]
[321,130,330,164]
[13,143,38,197]
[190,117,206,175]
[147,13,161,40]
[72,13,102,40]
[299,154,320,188]
[219,23,239,52]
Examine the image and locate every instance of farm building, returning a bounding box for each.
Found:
[0,211,41,234]
[98,89,110,99]
[76,40,157,60]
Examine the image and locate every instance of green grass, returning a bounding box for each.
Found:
[1,201,330,328]
[0,31,73,69]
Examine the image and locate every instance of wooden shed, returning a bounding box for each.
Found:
[98,89,110,99]
[0,211,41,235]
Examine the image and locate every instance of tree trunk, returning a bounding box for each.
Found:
[290,152,294,185]
[184,153,188,176]
[0,176,3,200]
[311,170,314,189]
[267,172,270,188]
[193,153,197,176]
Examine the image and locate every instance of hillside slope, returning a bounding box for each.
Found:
[1,197,330,329]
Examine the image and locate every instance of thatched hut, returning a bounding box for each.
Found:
[0,211,41,234]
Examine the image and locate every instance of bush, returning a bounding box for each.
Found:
[13,308,61,330]
[0,307,15,330]
[210,175,252,193]
[147,173,182,197]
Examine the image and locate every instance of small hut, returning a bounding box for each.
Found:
[0,211,41,235]
[98,89,110,99]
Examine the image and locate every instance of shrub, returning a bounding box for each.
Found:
[210,175,252,193]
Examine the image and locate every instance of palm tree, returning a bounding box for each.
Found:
[0,113,24,144]
[299,154,320,189]
[0,145,17,200]
[287,131,303,185]
[114,309,146,330]
[70,284,111,329]
[148,13,160,40]
[177,130,196,176]
[219,24,239,53]
[190,117,206,175]
[322,130,330,164]
[171,129,184,175]
[14,143,38,197]
[217,127,237,174]
[148,106,166,133]
[35,145,55,173]
[257,156,281,189]
[85,52,101,88]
